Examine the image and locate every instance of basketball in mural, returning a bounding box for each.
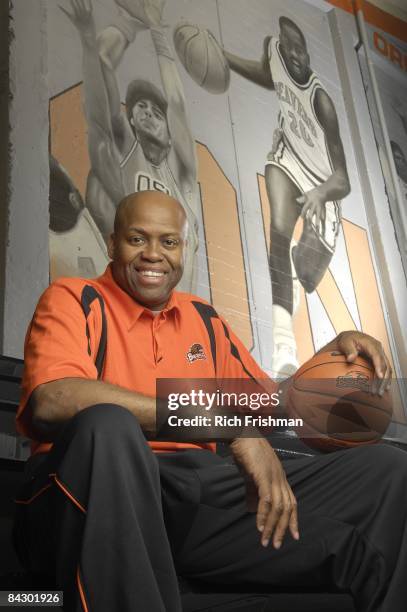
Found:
[173,22,230,93]
[286,351,393,452]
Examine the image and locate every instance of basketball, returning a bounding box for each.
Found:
[173,22,230,94]
[286,351,393,452]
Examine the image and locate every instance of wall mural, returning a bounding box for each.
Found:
[48,0,404,421]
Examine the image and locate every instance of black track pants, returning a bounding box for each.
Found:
[14,404,407,612]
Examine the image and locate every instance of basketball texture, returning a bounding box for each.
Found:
[173,22,230,94]
[286,351,392,452]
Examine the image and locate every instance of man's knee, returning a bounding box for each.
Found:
[71,403,138,435]
[359,443,407,473]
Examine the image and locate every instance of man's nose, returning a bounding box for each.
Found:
[141,241,163,261]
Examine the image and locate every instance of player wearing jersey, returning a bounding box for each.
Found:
[63,0,199,293]
[224,17,350,378]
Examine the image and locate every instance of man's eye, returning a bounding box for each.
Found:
[129,236,144,245]
[164,239,178,247]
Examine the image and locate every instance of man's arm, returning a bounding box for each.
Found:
[297,88,350,228]
[228,329,392,550]
[224,38,274,90]
[61,0,124,206]
[27,378,156,442]
[96,24,143,156]
[151,24,198,191]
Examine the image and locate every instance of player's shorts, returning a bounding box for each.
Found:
[266,137,340,253]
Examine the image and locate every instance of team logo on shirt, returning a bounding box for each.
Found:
[187,343,206,363]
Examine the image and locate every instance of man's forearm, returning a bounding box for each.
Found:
[315,169,350,202]
[225,51,273,89]
[30,378,156,442]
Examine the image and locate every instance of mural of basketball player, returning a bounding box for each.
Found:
[61,0,199,293]
[224,16,350,378]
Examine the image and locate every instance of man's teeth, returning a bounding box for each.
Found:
[140,270,164,277]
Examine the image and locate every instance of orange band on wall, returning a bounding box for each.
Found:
[327,0,407,45]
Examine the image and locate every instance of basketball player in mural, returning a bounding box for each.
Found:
[224,17,350,378]
[62,0,199,292]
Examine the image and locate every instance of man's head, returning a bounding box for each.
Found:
[126,80,170,150]
[390,140,407,183]
[279,17,310,83]
[108,191,188,310]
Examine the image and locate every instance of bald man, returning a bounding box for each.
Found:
[15,191,406,612]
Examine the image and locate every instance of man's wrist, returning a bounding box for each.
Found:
[151,26,174,60]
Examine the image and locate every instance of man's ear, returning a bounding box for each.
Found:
[107,234,115,260]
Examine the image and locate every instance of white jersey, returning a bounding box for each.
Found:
[119,139,199,293]
[268,37,333,185]
[120,139,193,213]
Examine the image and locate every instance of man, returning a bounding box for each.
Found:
[224,17,350,378]
[63,0,199,292]
[15,191,405,612]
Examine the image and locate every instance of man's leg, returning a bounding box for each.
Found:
[174,444,407,612]
[265,164,301,378]
[14,404,182,612]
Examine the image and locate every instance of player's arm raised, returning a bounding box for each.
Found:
[61,0,124,205]
[224,36,274,90]
[95,1,150,156]
[152,24,197,190]
[297,88,350,228]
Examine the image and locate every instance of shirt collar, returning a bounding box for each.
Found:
[97,264,181,331]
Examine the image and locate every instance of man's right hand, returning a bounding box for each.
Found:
[230,436,299,549]
[60,0,96,41]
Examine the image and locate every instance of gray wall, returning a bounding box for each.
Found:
[1,0,49,358]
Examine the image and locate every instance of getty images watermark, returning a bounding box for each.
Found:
[155,379,303,441]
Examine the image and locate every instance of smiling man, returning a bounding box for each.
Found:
[15,191,407,612]
[109,191,187,309]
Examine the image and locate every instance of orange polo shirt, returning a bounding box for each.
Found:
[17,265,274,454]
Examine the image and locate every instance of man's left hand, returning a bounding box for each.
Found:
[333,331,392,396]
[297,189,326,236]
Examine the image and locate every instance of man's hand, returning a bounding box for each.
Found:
[332,331,392,396]
[230,437,299,549]
[267,128,283,162]
[297,188,326,237]
[115,0,166,27]
[60,0,96,41]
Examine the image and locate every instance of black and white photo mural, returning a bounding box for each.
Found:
[48,0,403,421]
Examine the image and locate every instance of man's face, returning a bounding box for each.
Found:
[131,98,170,148]
[109,193,186,310]
[279,25,310,83]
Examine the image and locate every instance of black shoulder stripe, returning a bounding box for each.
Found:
[221,322,257,381]
[80,285,107,379]
[191,301,257,381]
[191,301,219,373]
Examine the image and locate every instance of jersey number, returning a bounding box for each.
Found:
[288,111,314,148]
[135,173,171,195]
